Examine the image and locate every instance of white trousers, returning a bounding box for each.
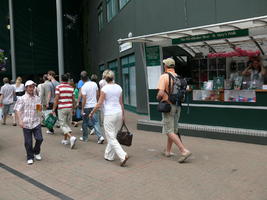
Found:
[104,112,127,162]
[58,108,72,134]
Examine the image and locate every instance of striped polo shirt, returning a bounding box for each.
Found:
[55,82,74,110]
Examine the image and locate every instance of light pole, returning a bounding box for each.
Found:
[56,0,64,81]
[8,0,16,80]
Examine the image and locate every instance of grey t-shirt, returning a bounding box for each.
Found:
[0,83,15,105]
[47,80,59,103]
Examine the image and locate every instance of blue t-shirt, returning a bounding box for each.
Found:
[77,80,84,89]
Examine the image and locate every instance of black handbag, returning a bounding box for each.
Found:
[157,101,171,113]
[117,122,133,146]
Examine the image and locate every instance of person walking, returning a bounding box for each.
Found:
[52,74,77,149]
[89,70,128,167]
[46,70,60,134]
[38,74,50,110]
[14,80,43,165]
[11,77,25,126]
[80,75,104,144]
[157,58,192,163]
[0,77,16,125]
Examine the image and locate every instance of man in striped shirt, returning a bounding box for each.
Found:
[52,74,77,149]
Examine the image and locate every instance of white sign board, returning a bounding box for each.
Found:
[119,42,132,53]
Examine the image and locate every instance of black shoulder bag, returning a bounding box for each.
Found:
[157,73,172,113]
[117,121,133,146]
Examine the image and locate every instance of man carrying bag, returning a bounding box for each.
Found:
[157,58,192,163]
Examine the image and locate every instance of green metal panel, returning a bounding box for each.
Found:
[149,104,162,121]
[12,0,58,80]
[180,106,267,130]
[148,89,158,102]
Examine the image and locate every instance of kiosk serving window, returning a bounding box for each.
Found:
[121,54,137,107]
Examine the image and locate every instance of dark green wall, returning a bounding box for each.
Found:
[0,0,11,81]
[0,0,82,83]
[13,0,58,81]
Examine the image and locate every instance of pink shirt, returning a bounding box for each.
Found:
[14,93,41,129]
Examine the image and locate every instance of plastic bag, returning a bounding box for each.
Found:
[43,113,57,130]
[0,107,3,121]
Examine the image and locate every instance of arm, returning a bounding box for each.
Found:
[156,90,165,101]
[119,95,125,121]
[89,91,105,118]
[16,110,24,128]
[261,65,267,76]
[52,94,59,113]
[96,90,100,101]
[242,66,252,76]
[81,94,86,114]
[77,90,82,107]
[47,91,51,108]
[0,94,3,107]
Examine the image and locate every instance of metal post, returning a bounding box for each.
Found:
[56,0,64,81]
[8,0,16,80]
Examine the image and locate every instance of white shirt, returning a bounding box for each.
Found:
[99,79,107,89]
[0,83,15,105]
[13,83,25,93]
[81,81,98,108]
[101,83,122,116]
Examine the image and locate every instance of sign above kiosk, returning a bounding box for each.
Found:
[118,15,267,56]
[172,29,249,44]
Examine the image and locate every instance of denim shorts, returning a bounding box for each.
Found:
[162,104,181,134]
[3,103,14,116]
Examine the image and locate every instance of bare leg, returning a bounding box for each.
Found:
[12,113,16,124]
[3,114,7,124]
[166,137,173,154]
[167,133,187,154]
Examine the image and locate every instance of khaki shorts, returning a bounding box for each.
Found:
[162,104,181,134]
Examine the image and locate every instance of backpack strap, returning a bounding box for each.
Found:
[166,72,176,95]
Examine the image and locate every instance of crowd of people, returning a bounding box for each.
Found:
[0,59,192,166]
[0,69,130,166]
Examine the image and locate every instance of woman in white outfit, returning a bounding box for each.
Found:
[89,70,129,167]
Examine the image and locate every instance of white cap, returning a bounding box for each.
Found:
[25,80,36,87]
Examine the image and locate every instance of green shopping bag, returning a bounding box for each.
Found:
[43,113,57,130]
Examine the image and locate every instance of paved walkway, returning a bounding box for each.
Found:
[0,111,266,200]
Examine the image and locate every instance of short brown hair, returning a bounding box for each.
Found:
[47,70,56,78]
[3,77,9,83]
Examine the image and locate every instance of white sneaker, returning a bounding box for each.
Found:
[90,128,95,135]
[27,159,34,165]
[70,136,77,149]
[46,130,54,134]
[97,136,105,144]
[61,140,69,145]
[34,154,42,161]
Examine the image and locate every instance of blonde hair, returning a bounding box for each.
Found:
[104,70,115,83]
[102,69,109,79]
[16,76,22,87]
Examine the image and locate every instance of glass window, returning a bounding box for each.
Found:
[106,0,117,22]
[97,4,104,31]
[99,64,107,78]
[119,0,130,9]
[108,60,118,82]
[121,54,136,107]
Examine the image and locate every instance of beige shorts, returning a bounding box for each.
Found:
[162,104,181,134]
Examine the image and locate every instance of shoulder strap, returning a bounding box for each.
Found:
[120,121,129,132]
[166,72,175,95]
